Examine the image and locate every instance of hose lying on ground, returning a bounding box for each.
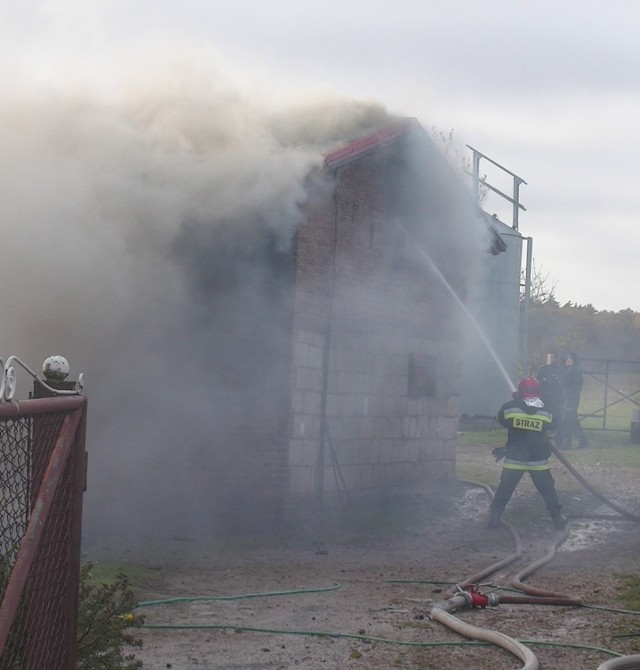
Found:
[430,603,539,670]
[597,654,640,670]
[437,470,640,669]
[550,442,640,522]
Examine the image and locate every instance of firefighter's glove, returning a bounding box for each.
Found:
[492,447,506,462]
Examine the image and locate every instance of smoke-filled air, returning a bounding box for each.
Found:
[0,53,395,539]
[0,51,488,545]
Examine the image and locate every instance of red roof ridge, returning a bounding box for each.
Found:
[324,117,420,170]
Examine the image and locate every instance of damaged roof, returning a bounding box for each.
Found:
[323,118,515,255]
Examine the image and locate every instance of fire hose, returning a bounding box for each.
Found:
[430,449,640,670]
[550,441,640,522]
[597,655,640,670]
[430,482,577,668]
[430,593,539,670]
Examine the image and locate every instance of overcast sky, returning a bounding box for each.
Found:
[3,0,639,312]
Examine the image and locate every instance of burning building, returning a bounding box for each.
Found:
[0,66,526,543]
[176,117,501,525]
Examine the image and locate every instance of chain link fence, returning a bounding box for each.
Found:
[0,395,87,669]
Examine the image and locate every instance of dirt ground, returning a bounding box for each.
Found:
[101,442,640,670]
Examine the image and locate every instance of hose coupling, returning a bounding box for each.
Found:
[466,584,500,609]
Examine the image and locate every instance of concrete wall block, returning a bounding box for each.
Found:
[386,374,408,396]
[438,372,460,397]
[304,391,322,415]
[443,437,457,461]
[336,439,361,465]
[419,396,437,416]
[308,344,324,369]
[417,440,431,460]
[326,393,339,416]
[376,440,393,464]
[289,466,315,495]
[446,395,461,418]
[394,397,408,416]
[357,463,373,488]
[372,416,388,439]
[369,439,383,463]
[390,440,408,463]
[331,349,373,374]
[438,416,458,441]
[418,415,430,437]
[388,416,403,438]
[292,414,306,439]
[331,371,373,395]
[293,342,310,367]
[336,393,357,416]
[308,331,325,348]
[356,439,376,465]
[294,329,316,346]
[407,439,420,462]
[292,414,320,440]
[301,439,319,466]
[366,395,384,417]
[405,397,419,416]
[377,396,398,419]
[291,390,305,414]
[313,367,326,392]
[362,395,371,416]
[329,415,362,441]
[288,439,304,466]
[295,367,310,391]
[361,415,376,439]
[424,438,447,459]
[376,352,408,377]
[402,416,418,439]
[321,464,349,492]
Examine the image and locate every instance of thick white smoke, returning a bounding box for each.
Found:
[0,52,396,545]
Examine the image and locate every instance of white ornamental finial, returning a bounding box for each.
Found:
[42,355,70,381]
[0,355,85,402]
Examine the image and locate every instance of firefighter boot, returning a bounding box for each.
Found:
[487,505,503,529]
[550,508,568,530]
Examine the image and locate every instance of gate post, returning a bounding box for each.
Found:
[26,375,86,669]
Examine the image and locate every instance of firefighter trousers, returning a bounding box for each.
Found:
[491,467,561,515]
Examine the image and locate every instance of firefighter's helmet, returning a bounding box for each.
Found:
[517,376,540,398]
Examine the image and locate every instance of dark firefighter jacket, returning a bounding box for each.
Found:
[497,398,555,471]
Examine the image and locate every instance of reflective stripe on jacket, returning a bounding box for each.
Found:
[501,407,552,430]
[503,458,551,471]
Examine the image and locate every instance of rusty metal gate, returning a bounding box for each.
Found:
[0,389,87,669]
[580,358,640,432]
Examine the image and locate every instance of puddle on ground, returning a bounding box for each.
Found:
[561,505,630,552]
[454,490,631,553]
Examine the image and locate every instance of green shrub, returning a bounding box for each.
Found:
[76,563,144,669]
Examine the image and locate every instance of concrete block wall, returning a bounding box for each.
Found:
[288,145,462,499]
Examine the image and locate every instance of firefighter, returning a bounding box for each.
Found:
[488,376,567,530]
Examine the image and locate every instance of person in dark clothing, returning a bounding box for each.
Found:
[536,351,565,445]
[560,352,589,450]
[488,376,567,530]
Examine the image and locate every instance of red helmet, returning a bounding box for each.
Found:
[518,376,540,398]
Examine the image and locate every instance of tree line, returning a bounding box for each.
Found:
[524,296,640,370]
